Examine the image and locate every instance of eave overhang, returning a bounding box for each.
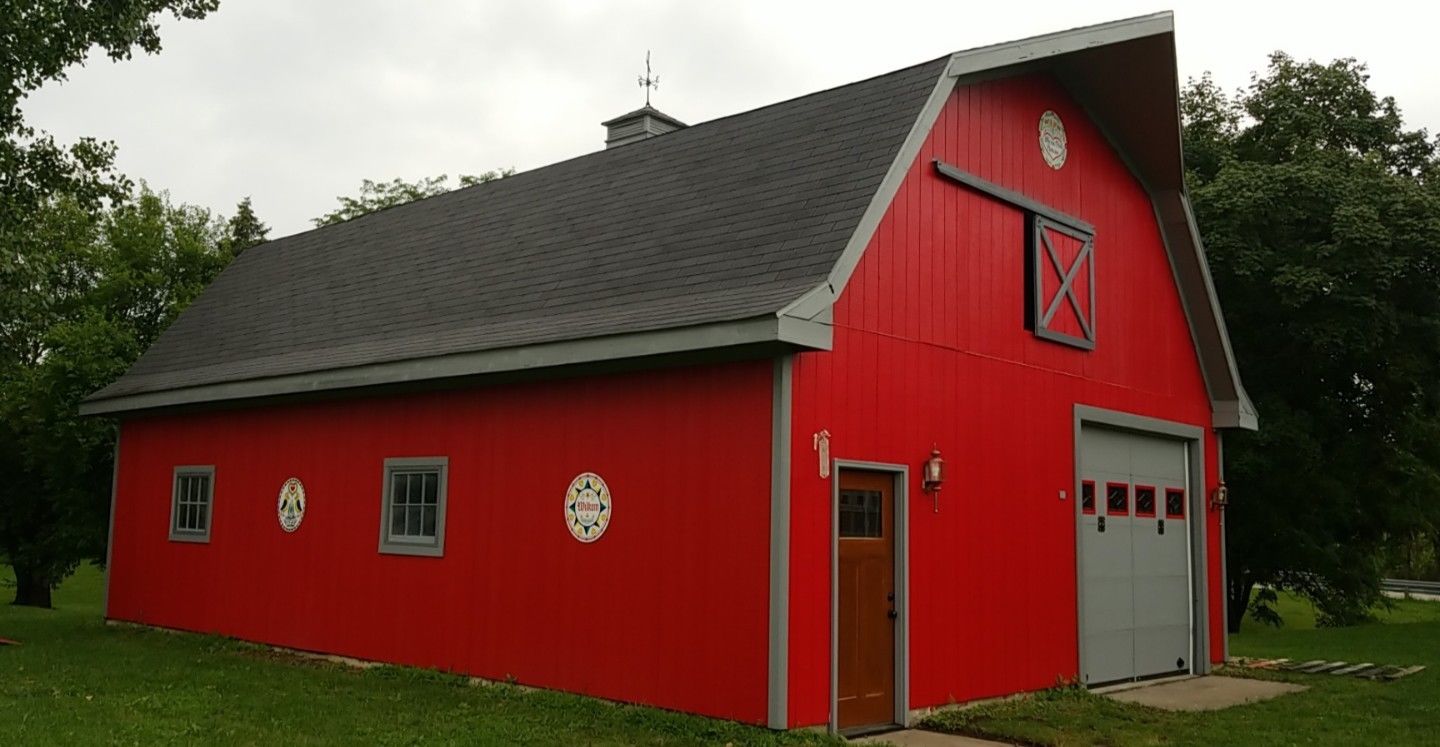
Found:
[78,314,831,417]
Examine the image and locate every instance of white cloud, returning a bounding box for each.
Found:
[21,0,1440,236]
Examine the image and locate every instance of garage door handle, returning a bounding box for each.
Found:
[1098,516,1106,533]
[1158,519,1165,535]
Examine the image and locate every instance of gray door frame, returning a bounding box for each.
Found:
[1073,404,1210,683]
[830,460,910,734]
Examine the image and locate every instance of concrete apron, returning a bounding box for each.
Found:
[852,729,1014,746]
[1102,675,1306,711]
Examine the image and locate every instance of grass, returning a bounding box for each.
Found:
[922,593,1440,746]
[0,565,836,746]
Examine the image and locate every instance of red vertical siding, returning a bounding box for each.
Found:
[109,360,773,723]
[787,74,1224,726]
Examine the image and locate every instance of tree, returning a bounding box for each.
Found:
[1183,56,1440,629]
[1,186,230,607]
[1,2,220,608]
[222,196,269,256]
[313,169,514,226]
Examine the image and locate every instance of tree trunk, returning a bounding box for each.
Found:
[1227,577,1253,634]
[11,567,52,608]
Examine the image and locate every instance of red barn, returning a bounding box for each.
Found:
[85,13,1255,734]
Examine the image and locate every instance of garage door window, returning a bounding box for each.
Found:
[1081,480,1096,515]
[1165,488,1186,519]
[1106,482,1129,515]
[1135,486,1157,517]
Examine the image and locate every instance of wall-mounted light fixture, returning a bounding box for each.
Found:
[922,447,945,512]
[1211,482,1229,511]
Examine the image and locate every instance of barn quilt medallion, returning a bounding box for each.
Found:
[1038,110,1067,169]
[277,477,306,532]
[565,472,611,543]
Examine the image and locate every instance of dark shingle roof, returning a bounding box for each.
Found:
[90,56,948,404]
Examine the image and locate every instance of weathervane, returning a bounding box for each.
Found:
[638,50,659,107]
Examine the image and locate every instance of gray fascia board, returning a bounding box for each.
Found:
[798,11,1176,321]
[783,52,958,321]
[80,316,831,416]
[945,12,1174,79]
[1179,192,1256,430]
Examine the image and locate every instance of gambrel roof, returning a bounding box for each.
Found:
[84,12,1255,430]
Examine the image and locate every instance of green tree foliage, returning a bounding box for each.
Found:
[1,1,220,244]
[1,0,219,606]
[1183,55,1440,629]
[1,187,230,607]
[222,196,269,257]
[313,169,515,226]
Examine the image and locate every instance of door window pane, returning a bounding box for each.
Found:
[839,489,883,538]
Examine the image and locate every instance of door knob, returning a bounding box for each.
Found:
[888,609,898,619]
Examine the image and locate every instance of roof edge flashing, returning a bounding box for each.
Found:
[80,316,832,417]
[945,12,1174,79]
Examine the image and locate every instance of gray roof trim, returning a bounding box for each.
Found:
[943,12,1175,79]
[782,12,1177,323]
[791,11,1256,431]
[79,316,830,416]
[779,51,958,324]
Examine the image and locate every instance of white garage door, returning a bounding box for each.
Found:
[1079,425,1193,686]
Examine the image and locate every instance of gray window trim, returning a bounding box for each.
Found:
[378,457,449,557]
[168,465,215,543]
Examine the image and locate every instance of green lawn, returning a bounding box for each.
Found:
[923,594,1440,746]
[0,565,835,746]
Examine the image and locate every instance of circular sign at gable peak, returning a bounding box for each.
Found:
[565,472,611,543]
[277,477,306,533]
[1038,110,1067,169]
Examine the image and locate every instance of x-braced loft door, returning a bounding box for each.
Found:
[1079,425,1193,685]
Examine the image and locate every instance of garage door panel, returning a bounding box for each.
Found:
[1085,630,1135,686]
[1079,423,1193,686]
[1134,625,1190,676]
[1132,576,1188,627]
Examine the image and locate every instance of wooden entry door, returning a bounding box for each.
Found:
[837,469,896,730]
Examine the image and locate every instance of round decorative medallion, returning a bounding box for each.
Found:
[277,477,306,533]
[564,472,611,543]
[1038,110,1067,169]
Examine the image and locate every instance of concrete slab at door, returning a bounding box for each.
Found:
[837,469,896,730]
[1105,676,1306,711]
[853,728,1014,746]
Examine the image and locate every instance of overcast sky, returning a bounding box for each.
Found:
[22,1,1440,237]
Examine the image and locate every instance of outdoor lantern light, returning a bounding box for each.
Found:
[922,447,945,513]
[1211,482,1230,510]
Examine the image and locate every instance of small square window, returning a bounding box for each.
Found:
[379,458,448,557]
[1081,481,1096,515]
[1135,486,1157,517]
[839,489,883,538]
[170,466,215,543]
[1106,483,1129,516]
[1165,488,1186,519]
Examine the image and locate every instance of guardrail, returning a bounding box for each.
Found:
[1381,578,1440,595]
